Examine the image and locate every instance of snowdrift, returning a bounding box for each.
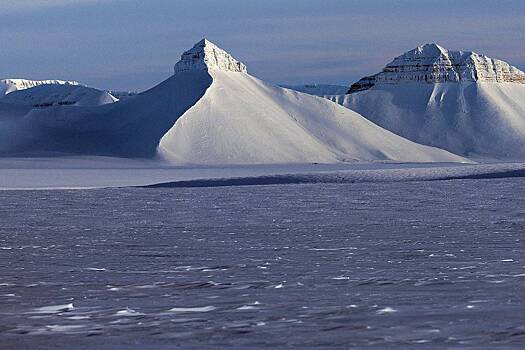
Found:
[330,44,525,159]
[142,163,525,188]
[0,39,467,164]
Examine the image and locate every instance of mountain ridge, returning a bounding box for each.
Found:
[0,39,467,165]
[348,43,525,93]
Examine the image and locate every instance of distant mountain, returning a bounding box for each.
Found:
[279,84,349,96]
[329,44,525,159]
[1,78,117,107]
[0,39,466,164]
[0,79,79,96]
[2,84,117,107]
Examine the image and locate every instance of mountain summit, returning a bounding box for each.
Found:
[349,43,525,93]
[174,39,247,74]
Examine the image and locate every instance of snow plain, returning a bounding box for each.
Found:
[0,156,523,190]
[2,179,525,349]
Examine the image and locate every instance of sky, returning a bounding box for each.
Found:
[1,0,524,91]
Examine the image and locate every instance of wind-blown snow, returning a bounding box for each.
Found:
[142,163,525,188]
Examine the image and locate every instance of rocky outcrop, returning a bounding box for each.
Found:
[348,43,525,93]
[174,38,247,74]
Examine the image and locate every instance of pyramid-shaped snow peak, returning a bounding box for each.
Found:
[348,43,525,93]
[174,39,247,74]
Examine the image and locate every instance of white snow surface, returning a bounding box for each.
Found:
[159,68,466,164]
[0,157,522,190]
[0,79,79,96]
[2,84,117,107]
[174,39,247,74]
[330,82,525,159]
[331,44,525,159]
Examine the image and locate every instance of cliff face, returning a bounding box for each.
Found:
[174,39,247,74]
[348,44,525,93]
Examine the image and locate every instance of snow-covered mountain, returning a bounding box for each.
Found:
[279,84,349,96]
[159,40,465,164]
[1,78,116,107]
[0,79,79,96]
[329,44,525,159]
[348,43,525,92]
[0,39,466,164]
[2,84,117,107]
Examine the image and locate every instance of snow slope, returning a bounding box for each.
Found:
[0,71,212,157]
[2,84,117,107]
[330,44,525,159]
[0,79,79,96]
[159,68,467,164]
[0,39,467,164]
[159,39,467,164]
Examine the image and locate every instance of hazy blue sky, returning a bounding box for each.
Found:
[2,0,524,91]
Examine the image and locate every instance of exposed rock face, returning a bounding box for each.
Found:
[174,39,247,74]
[348,43,525,93]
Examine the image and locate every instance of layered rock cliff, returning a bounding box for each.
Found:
[349,43,525,93]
